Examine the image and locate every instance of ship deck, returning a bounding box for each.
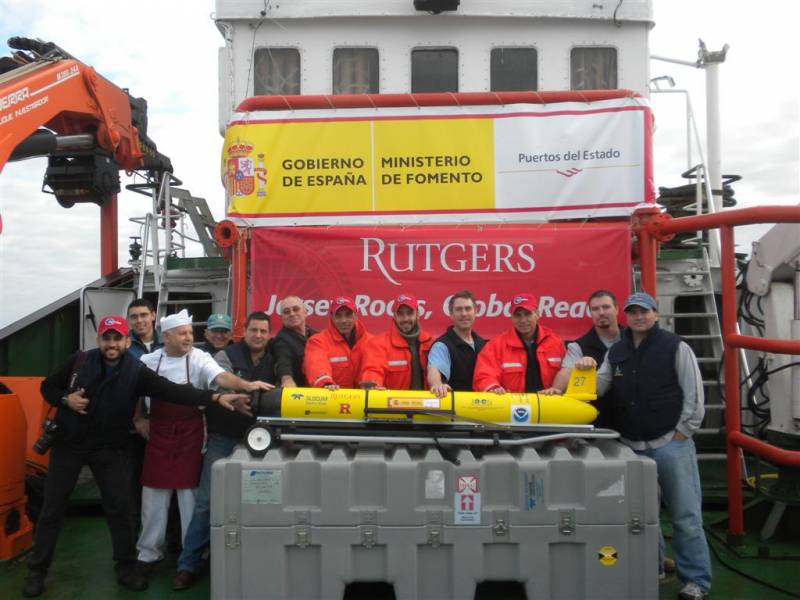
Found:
[1,464,797,599]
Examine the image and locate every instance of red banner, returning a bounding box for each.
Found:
[250,223,631,340]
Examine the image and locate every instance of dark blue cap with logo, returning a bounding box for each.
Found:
[624,292,658,311]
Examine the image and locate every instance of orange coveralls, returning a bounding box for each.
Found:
[358,324,434,390]
[303,320,372,388]
[473,325,565,392]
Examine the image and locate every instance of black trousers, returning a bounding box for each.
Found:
[127,433,146,528]
[27,443,136,575]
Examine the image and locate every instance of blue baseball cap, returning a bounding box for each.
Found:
[206,313,232,330]
[624,292,658,311]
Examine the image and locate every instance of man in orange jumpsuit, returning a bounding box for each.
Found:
[473,293,565,393]
[358,293,433,390]
[303,296,371,389]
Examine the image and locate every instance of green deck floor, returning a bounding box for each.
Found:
[0,509,209,599]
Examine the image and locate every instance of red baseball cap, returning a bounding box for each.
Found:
[98,315,129,337]
[511,293,539,313]
[394,293,418,312]
[330,295,357,314]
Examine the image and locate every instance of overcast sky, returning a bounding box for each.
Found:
[1,0,798,329]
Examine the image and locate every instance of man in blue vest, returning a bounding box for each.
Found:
[427,290,486,396]
[172,311,275,591]
[576,292,711,600]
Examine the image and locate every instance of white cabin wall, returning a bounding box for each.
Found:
[217,7,651,130]
[215,0,653,21]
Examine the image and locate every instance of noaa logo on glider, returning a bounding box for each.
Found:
[291,393,303,400]
[511,404,530,423]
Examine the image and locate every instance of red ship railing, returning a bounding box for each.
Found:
[636,205,800,537]
[236,90,642,113]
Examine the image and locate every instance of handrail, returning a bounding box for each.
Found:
[235,90,642,113]
[635,205,800,537]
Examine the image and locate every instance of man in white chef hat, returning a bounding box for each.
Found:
[135,309,272,567]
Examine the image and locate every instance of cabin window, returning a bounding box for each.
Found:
[333,48,379,94]
[570,47,617,90]
[411,48,458,93]
[253,48,301,95]
[491,48,538,91]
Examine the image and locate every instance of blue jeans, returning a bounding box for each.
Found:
[177,433,238,573]
[638,437,712,592]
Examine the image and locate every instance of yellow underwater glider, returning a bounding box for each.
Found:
[245,368,609,454]
[252,367,598,426]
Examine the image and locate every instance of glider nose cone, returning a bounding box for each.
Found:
[539,395,598,424]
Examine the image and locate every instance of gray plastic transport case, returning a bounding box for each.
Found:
[210,440,658,600]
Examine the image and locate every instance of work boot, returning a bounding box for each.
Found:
[678,582,707,600]
[172,570,196,591]
[136,559,160,575]
[21,572,45,598]
[117,563,148,592]
[664,557,677,573]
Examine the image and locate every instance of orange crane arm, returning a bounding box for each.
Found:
[0,37,171,275]
[0,57,144,172]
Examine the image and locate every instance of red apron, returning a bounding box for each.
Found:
[141,354,204,489]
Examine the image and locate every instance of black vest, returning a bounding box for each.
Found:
[205,341,275,440]
[575,326,624,428]
[434,327,487,391]
[575,326,622,364]
[57,350,143,449]
[607,324,683,441]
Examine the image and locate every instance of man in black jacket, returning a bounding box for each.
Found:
[548,289,623,426]
[273,295,316,387]
[22,316,252,598]
[427,290,486,396]
[172,311,276,590]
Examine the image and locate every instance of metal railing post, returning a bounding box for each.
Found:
[100,195,118,276]
[231,228,248,340]
[720,224,744,537]
[634,208,661,296]
[137,216,151,299]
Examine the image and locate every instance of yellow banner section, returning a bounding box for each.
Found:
[222,117,494,216]
[373,119,494,212]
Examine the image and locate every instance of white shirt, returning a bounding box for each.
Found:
[141,347,224,389]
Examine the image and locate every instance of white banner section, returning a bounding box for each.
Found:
[494,106,648,211]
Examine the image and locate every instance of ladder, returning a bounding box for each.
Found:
[170,188,221,259]
[129,174,225,323]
